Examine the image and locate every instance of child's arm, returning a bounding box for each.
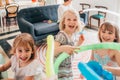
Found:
[104,50,120,76]
[104,66,120,76]
[115,50,120,66]
[77,34,85,46]
[54,41,77,56]
[90,50,95,60]
[24,76,34,80]
[0,60,11,72]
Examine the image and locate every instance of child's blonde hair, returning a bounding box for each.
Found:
[59,9,84,32]
[98,22,120,42]
[11,33,36,59]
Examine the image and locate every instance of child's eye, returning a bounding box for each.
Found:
[108,32,113,34]
[73,19,77,21]
[102,30,105,33]
[26,49,30,52]
[18,50,22,53]
[67,19,71,21]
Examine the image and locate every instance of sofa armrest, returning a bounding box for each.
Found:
[17,17,35,38]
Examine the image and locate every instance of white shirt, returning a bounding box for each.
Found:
[57,4,74,22]
[11,55,45,80]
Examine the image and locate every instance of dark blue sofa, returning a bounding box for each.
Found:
[17,5,88,44]
[17,5,59,43]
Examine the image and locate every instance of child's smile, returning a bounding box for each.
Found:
[100,27,116,42]
[102,37,111,42]
[68,25,76,29]
[64,12,78,33]
[16,45,33,63]
[19,56,28,62]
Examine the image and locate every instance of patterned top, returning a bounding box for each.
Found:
[55,31,77,80]
[93,53,117,67]
[11,55,45,80]
[93,50,118,80]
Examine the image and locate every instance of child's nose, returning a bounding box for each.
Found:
[20,52,26,56]
[104,34,109,37]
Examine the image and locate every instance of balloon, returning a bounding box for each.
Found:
[87,61,103,76]
[87,61,113,80]
[45,35,55,77]
[54,42,120,74]
[75,42,120,53]
[82,8,120,17]
[78,62,102,80]
[54,52,69,74]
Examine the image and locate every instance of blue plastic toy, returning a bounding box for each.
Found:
[78,61,113,80]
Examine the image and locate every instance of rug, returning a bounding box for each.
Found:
[0,29,21,57]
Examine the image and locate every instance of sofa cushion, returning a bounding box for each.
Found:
[21,8,49,23]
[40,5,59,22]
[34,22,59,36]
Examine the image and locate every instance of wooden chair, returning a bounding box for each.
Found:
[80,3,91,10]
[79,3,91,26]
[5,3,19,30]
[89,6,108,28]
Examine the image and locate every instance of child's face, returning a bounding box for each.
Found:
[100,26,116,42]
[64,13,78,33]
[15,44,33,63]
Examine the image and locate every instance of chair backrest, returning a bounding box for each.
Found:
[5,3,19,18]
[80,3,91,10]
[80,3,91,25]
[95,6,108,18]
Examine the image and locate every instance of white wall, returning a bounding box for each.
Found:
[72,0,120,27]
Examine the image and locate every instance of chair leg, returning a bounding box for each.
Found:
[2,17,5,31]
[14,18,17,25]
[6,19,11,31]
[98,19,100,28]
[89,17,91,28]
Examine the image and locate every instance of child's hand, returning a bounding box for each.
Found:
[63,45,78,55]
[78,34,85,45]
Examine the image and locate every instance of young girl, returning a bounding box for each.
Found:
[54,9,85,80]
[91,22,120,79]
[0,33,44,80]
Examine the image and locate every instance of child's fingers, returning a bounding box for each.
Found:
[73,47,80,50]
[73,50,78,54]
[73,47,80,54]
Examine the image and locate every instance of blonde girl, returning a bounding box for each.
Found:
[54,9,84,80]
